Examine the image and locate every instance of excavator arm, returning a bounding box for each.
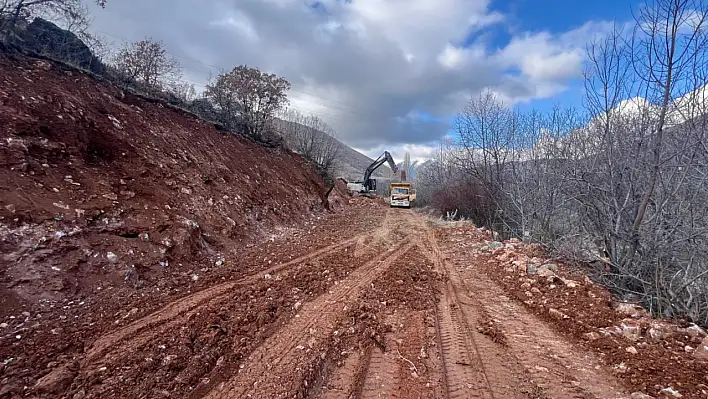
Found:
[363,151,398,192]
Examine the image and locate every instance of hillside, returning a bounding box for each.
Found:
[274,118,392,182]
[0,54,349,312]
[333,140,392,181]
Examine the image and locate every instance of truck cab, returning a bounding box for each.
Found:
[390,182,412,208]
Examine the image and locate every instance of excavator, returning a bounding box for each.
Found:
[346,151,398,197]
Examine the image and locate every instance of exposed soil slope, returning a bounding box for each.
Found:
[0,54,340,311]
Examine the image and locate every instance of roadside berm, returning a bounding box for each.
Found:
[1,53,708,399]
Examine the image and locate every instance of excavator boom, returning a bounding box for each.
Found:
[363,151,398,192]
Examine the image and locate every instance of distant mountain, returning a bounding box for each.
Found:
[273,118,393,183]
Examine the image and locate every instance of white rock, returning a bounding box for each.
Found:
[659,387,682,397]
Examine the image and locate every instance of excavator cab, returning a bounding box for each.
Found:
[366,178,377,192]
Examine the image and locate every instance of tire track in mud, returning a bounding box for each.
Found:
[322,350,367,399]
[412,219,495,399]
[204,240,416,398]
[360,336,401,399]
[456,263,627,399]
[429,221,628,399]
[83,233,370,366]
[415,217,536,399]
[435,281,494,399]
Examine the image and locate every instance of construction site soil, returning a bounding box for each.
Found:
[2,54,708,399]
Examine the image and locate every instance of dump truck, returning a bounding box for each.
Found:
[390,182,412,208]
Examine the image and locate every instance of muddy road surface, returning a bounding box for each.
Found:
[3,208,637,398]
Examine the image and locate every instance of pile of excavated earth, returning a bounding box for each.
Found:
[1,53,708,399]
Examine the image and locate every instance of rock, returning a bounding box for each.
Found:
[18,18,106,74]
[659,387,682,397]
[562,278,579,288]
[514,261,527,274]
[106,252,118,262]
[648,321,679,341]
[526,262,539,275]
[102,193,118,201]
[6,138,28,153]
[541,263,558,272]
[537,266,555,278]
[693,337,708,360]
[489,241,503,249]
[549,308,569,320]
[264,274,272,279]
[620,319,642,341]
[180,187,192,195]
[685,345,694,353]
[35,364,76,393]
[630,393,655,399]
[626,346,638,354]
[687,324,707,338]
[616,302,648,318]
[294,301,302,311]
[583,332,601,341]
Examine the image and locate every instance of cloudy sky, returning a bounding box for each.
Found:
[85,0,636,162]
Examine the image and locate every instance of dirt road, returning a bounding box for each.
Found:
[23,208,634,399]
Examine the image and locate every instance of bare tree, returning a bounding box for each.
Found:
[204,65,291,143]
[0,0,106,38]
[277,109,340,177]
[629,0,708,255]
[169,81,198,103]
[431,0,708,325]
[112,37,182,91]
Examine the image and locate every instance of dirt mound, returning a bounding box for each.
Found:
[0,54,332,312]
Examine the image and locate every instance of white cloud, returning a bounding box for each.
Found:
[86,0,617,152]
[496,21,615,99]
[209,11,258,41]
